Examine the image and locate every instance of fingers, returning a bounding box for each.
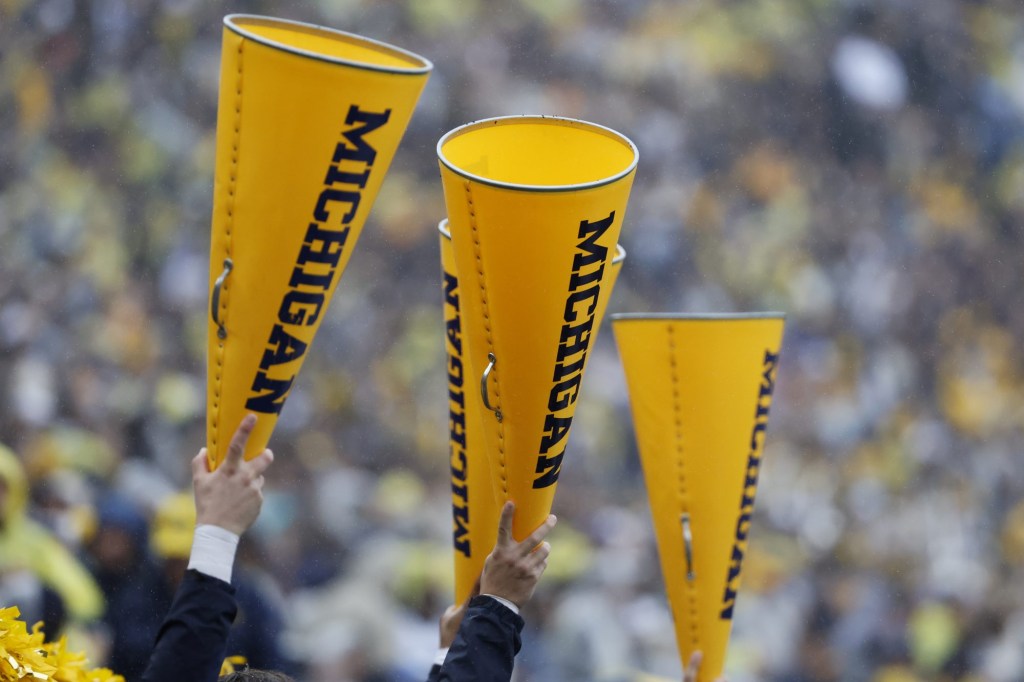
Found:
[248,449,274,477]
[684,650,703,682]
[223,414,257,469]
[521,513,557,554]
[191,449,210,478]
[496,500,515,545]
[530,541,551,564]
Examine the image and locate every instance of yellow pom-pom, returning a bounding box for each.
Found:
[219,655,248,676]
[0,607,123,682]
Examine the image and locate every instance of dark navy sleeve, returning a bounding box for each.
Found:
[434,596,524,681]
[140,569,237,682]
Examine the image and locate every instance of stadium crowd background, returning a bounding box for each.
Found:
[2,0,1024,680]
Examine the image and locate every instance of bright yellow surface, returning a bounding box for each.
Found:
[590,244,624,357]
[438,121,636,540]
[440,223,500,604]
[613,316,784,682]
[206,23,430,465]
[229,18,428,70]
[440,118,637,187]
[440,224,625,601]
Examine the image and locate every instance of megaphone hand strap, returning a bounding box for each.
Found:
[681,512,695,581]
[464,181,507,494]
[481,353,502,422]
[211,259,234,339]
[667,324,701,651]
[211,38,246,463]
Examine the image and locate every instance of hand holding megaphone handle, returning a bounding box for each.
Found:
[681,512,695,581]
[211,258,234,339]
[481,352,503,422]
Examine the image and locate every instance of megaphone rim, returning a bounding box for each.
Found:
[224,14,433,75]
[611,312,786,321]
[437,115,639,193]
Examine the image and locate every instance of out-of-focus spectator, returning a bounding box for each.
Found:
[0,442,104,630]
[87,494,168,680]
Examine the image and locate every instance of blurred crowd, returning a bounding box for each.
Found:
[2,0,1024,680]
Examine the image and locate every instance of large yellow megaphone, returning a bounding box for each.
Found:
[206,15,431,466]
[612,313,784,682]
[439,219,626,602]
[437,116,638,540]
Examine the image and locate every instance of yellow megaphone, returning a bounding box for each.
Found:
[612,313,785,682]
[439,219,626,602]
[437,116,637,540]
[206,15,431,466]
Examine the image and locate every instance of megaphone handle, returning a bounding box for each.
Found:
[480,353,503,422]
[681,512,695,581]
[211,258,234,339]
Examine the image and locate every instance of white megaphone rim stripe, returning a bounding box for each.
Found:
[224,14,433,74]
[611,312,786,322]
[436,115,639,193]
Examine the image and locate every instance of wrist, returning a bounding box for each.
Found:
[195,515,245,536]
[481,593,521,615]
[187,524,240,583]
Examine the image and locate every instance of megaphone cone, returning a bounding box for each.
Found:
[206,15,431,466]
[438,116,638,539]
[440,220,627,601]
[612,313,785,681]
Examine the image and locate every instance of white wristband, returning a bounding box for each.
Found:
[187,524,240,584]
[482,594,520,615]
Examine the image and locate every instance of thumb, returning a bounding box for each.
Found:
[191,449,210,478]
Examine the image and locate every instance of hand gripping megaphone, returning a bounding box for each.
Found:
[612,313,785,682]
[205,15,431,466]
[439,218,626,602]
[437,116,637,541]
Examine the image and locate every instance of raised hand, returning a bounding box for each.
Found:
[191,414,274,536]
[480,501,557,608]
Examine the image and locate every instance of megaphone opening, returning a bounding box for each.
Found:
[225,14,432,73]
[438,116,638,191]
